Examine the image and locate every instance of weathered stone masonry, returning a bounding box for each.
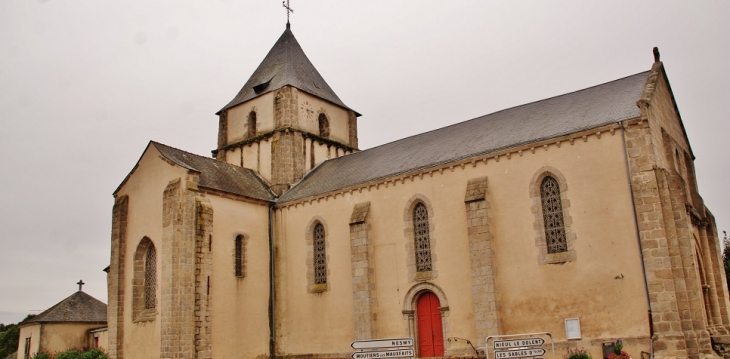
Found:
[194,197,213,359]
[272,86,304,196]
[108,195,128,359]
[464,177,499,348]
[161,176,213,359]
[624,61,730,358]
[350,202,377,340]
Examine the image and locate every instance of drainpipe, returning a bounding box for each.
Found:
[269,202,276,359]
[620,122,654,359]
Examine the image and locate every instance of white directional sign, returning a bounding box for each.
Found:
[351,349,415,359]
[494,348,546,359]
[351,338,414,350]
[493,338,546,350]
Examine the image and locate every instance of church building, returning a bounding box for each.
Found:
[106,23,730,359]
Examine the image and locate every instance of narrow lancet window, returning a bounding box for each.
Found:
[144,245,157,309]
[541,176,567,253]
[318,113,330,138]
[235,235,244,277]
[314,223,327,284]
[248,111,257,138]
[413,203,432,272]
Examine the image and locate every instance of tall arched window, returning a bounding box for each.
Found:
[541,176,567,253]
[314,223,327,284]
[144,245,157,309]
[247,111,257,138]
[318,113,330,138]
[413,203,432,272]
[235,235,244,277]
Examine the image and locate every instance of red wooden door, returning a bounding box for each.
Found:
[417,292,444,357]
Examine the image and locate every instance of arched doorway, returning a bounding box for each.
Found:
[417,291,444,357]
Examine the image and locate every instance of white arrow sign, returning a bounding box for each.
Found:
[351,349,415,359]
[493,338,546,350]
[351,338,414,350]
[494,348,546,359]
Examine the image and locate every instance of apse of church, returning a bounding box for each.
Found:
[107,22,730,359]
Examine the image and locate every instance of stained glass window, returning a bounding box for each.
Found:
[541,176,567,253]
[413,203,432,272]
[144,245,157,309]
[314,223,327,284]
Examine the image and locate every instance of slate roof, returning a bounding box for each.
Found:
[278,70,651,203]
[22,291,106,325]
[152,142,276,202]
[218,25,359,116]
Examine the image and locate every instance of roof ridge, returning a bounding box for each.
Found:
[348,70,652,157]
[152,141,270,178]
[151,141,276,201]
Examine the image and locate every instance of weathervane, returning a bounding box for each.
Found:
[283,0,293,25]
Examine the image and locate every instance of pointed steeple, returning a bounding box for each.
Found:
[218,27,359,116]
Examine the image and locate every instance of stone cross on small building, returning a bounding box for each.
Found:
[77,279,85,291]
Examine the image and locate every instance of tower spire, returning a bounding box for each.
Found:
[283,0,293,27]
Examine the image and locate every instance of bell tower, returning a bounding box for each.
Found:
[213,24,361,196]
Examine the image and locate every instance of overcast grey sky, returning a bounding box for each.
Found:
[1,1,728,325]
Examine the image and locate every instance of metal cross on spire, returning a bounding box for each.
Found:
[283,0,293,26]
[77,279,85,291]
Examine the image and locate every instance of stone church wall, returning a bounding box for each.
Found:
[297,91,352,146]
[275,126,651,359]
[112,146,188,359]
[227,92,275,145]
[625,62,730,358]
[206,194,271,359]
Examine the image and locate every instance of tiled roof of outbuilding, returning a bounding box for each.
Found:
[152,142,276,202]
[22,291,106,325]
[218,25,359,116]
[278,70,651,203]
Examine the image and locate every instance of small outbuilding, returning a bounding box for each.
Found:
[17,286,106,358]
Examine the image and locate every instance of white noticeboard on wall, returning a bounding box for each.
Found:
[565,318,581,340]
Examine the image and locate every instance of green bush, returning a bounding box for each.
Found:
[49,348,109,359]
[31,352,51,359]
[0,326,20,358]
[80,348,108,359]
[56,349,83,359]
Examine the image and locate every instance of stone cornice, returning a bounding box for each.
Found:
[212,126,357,156]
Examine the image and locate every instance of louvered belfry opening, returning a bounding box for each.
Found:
[540,176,567,253]
[144,245,157,309]
[318,114,330,138]
[235,235,243,277]
[314,223,327,284]
[413,203,432,272]
[247,112,257,138]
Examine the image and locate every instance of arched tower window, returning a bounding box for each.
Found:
[235,235,244,277]
[247,111,257,138]
[318,113,330,138]
[413,203,432,272]
[314,223,327,284]
[540,176,567,253]
[144,245,157,309]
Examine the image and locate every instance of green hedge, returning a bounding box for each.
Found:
[32,348,108,359]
